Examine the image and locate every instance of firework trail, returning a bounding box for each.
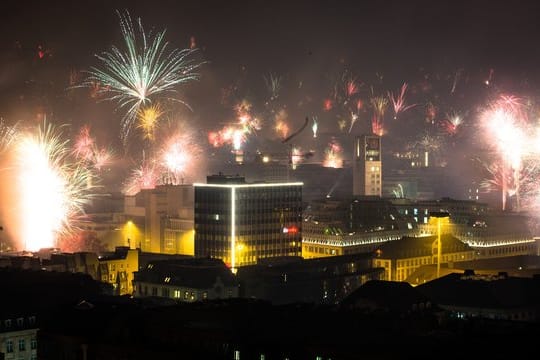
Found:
[312,116,318,138]
[425,102,437,124]
[370,96,388,136]
[450,69,463,94]
[348,112,359,133]
[388,83,416,119]
[84,10,203,144]
[15,122,96,251]
[264,73,282,102]
[478,159,514,211]
[0,119,18,155]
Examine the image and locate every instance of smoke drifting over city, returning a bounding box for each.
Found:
[1,0,540,249]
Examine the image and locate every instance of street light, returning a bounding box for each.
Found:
[429,211,450,279]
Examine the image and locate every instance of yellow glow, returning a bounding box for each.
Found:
[123,220,141,248]
[137,103,164,141]
[231,187,236,270]
[429,213,450,279]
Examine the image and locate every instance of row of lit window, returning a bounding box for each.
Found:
[4,338,37,353]
[304,246,338,255]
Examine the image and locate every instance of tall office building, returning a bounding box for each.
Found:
[194,174,303,270]
[353,135,382,197]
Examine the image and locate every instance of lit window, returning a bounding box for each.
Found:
[6,340,13,353]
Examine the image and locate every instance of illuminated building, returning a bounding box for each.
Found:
[194,174,303,269]
[46,246,138,295]
[373,234,475,282]
[353,135,382,197]
[97,246,138,295]
[302,197,417,259]
[124,184,194,254]
[133,258,239,301]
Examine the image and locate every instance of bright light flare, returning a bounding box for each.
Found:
[16,123,94,251]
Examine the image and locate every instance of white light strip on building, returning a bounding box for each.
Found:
[464,239,535,247]
[194,182,303,188]
[231,187,236,270]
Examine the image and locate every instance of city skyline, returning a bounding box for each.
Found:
[1,1,540,250]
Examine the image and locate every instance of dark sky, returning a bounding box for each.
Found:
[3,0,540,74]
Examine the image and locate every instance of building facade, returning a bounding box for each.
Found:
[0,314,38,360]
[353,135,382,197]
[372,234,476,282]
[133,258,239,302]
[124,184,194,254]
[45,246,138,296]
[194,174,303,269]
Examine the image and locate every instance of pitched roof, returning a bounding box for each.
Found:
[340,280,428,311]
[374,234,472,259]
[417,272,540,309]
[134,258,238,289]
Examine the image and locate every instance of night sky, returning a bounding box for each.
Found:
[1,0,540,200]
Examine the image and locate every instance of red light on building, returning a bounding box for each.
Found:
[282,226,298,234]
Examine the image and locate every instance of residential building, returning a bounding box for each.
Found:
[133,258,238,301]
[236,254,384,305]
[372,234,476,281]
[0,313,38,360]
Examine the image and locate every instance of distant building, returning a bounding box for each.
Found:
[236,254,384,305]
[45,246,138,296]
[353,135,382,197]
[302,197,417,259]
[97,247,138,295]
[133,258,239,301]
[373,234,476,281]
[417,270,540,322]
[194,174,303,269]
[124,184,194,254]
[340,280,430,313]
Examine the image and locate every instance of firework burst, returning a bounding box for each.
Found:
[137,103,164,141]
[84,10,203,143]
[15,122,96,251]
[388,82,416,119]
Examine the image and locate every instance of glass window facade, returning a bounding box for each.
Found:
[194,183,303,267]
